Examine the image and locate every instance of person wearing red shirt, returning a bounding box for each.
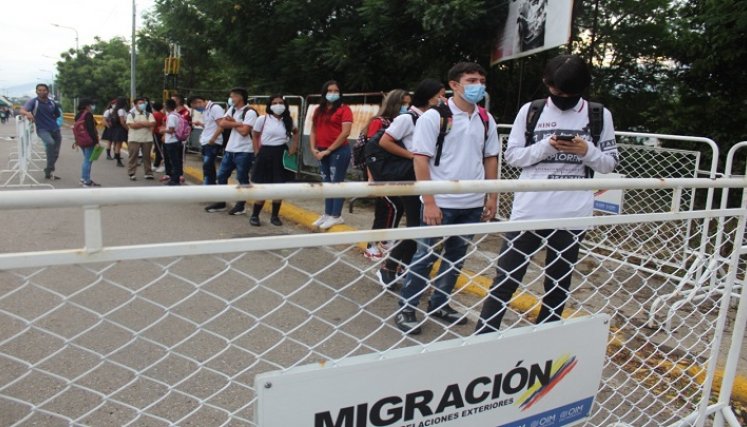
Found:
[310,80,354,230]
[151,101,169,176]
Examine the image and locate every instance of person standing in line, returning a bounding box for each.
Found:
[108,97,129,168]
[151,101,168,176]
[249,95,299,226]
[189,95,226,185]
[310,80,354,230]
[73,98,101,187]
[20,83,63,180]
[160,99,184,186]
[125,97,156,181]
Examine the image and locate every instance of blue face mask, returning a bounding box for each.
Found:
[325,92,340,103]
[195,107,206,113]
[400,105,409,114]
[137,103,147,112]
[227,98,234,107]
[461,83,486,104]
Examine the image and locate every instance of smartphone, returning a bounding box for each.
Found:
[555,134,575,142]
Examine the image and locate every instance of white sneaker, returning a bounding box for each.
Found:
[319,216,344,230]
[364,246,383,261]
[155,166,165,173]
[312,214,328,227]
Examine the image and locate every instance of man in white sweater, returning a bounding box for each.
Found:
[477,54,619,334]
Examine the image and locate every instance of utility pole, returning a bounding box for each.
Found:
[131,0,137,102]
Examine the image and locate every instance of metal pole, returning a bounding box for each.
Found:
[130,0,137,102]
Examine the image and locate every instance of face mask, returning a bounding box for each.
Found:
[325,92,340,103]
[400,105,409,114]
[270,104,286,115]
[137,103,147,112]
[550,94,581,111]
[460,83,486,104]
[195,107,206,112]
[227,98,234,107]
[91,105,96,111]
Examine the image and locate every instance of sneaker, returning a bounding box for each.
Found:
[270,216,283,226]
[106,154,113,160]
[364,246,383,261]
[249,216,260,226]
[395,310,422,335]
[129,175,136,181]
[160,175,170,182]
[82,181,101,187]
[144,174,154,180]
[205,202,227,213]
[155,166,165,173]
[319,216,344,230]
[45,174,60,180]
[376,269,399,289]
[428,304,468,326]
[228,204,247,215]
[312,214,328,227]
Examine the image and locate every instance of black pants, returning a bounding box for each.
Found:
[476,229,585,334]
[384,195,422,272]
[165,142,183,185]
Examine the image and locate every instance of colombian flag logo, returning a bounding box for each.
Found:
[515,354,578,411]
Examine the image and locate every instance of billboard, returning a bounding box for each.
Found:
[255,315,610,427]
[491,0,575,65]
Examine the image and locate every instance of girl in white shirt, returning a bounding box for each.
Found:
[249,95,299,226]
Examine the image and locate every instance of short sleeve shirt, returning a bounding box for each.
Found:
[384,107,424,151]
[313,104,353,149]
[164,113,180,144]
[199,102,226,145]
[23,98,61,132]
[254,114,294,147]
[224,106,258,153]
[126,111,156,142]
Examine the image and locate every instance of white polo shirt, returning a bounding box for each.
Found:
[411,98,500,209]
[384,106,424,151]
[254,114,294,147]
[164,112,180,144]
[126,111,156,143]
[224,106,258,153]
[199,102,226,145]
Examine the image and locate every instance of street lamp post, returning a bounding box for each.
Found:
[50,24,79,112]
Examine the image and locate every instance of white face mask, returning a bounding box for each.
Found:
[270,104,286,115]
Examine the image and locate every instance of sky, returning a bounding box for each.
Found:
[0,0,156,97]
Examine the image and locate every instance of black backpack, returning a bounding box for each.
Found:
[354,117,391,171]
[365,113,417,182]
[524,99,604,178]
[225,105,257,142]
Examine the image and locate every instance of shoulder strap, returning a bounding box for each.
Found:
[587,101,604,146]
[434,102,453,167]
[477,106,490,142]
[525,99,547,146]
[239,106,252,121]
[32,99,39,117]
[407,110,419,125]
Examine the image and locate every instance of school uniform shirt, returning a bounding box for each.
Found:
[126,111,156,142]
[224,106,258,153]
[313,104,354,149]
[152,111,165,135]
[505,97,619,222]
[411,98,501,209]
[254,114,294,147]
[385,106,425,151]
[164,112,180,144]
[199,102,226,145]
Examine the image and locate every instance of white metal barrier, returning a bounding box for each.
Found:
[0,179,745,426]
[1,116,53,188]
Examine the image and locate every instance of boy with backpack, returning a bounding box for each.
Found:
[205,87,258,215]
[395,63,500,335]
[20,84,63,180]
[160,99,188,186]
[125,97,157,180]
[476,54,619,334]
[189,95,225,185]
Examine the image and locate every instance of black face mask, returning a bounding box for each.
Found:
[550,94,581,111]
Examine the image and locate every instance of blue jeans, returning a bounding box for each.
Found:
[80,146,94,183]
[201,144,221,185]
[37,128,62,174]
[318,144,351,217]
[400,207,484,310]
[218,151,254,207]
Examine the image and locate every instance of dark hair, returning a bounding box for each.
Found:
[266,95,294,138]
[114,96,128,111]
[543,54,591,95]
[134,97,146,104]
[447,62,487,83]
[411,79,445,108]
[229,87,249,105]
[152,101,163,111]
[77,98,94,111]
[188,95,206,106]
[365,89,407,132]
[171,93,185,105]
[35,83,50,91]
[313,80,343,123]
[164,99,177,111]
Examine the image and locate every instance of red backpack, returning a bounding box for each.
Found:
[173,112,192,141]
[73,111,95,148]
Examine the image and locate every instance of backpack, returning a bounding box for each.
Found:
[365,113,417,182]
[225,105,257,141]
[73,111,95,148]
[354,117,391,171]
[433,100,491,166]
[32,98,62,127]
[524,99,605,178]
[172,112,192,141]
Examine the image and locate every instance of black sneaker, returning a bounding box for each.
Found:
[205,202,227,213]
[249,216,260,226]
[395,309,422,335]
[228,204,247,215]
[376,269,398,289]
[270,216,283,226]
[428,304,468,326]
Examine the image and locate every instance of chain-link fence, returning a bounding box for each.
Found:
[0,179,745,426]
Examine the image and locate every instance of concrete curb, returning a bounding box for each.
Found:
[180,165,747,406]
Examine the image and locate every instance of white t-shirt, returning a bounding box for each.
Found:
[411,98,501,209]
[199,102,226,145]
[224,106,258,153]
[254,114,294,147]
[384,106,424,151]
[164,112,180,144]
[103,109,111,119]
[505,97,619,222]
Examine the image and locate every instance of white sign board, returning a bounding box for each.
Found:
[255,315,610,427]
[593,173,626,214]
